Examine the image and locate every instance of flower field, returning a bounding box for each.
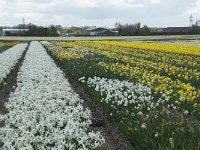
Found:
[0,39,200,149]
[0,41,19,54]
[0,43,27,87]
[42,40,200,149]
[0,41,104,149]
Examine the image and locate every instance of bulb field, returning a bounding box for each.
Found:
[43,40,200,149]
[0,39,200,150]
[0,41,104,149]
[0,43,27,87]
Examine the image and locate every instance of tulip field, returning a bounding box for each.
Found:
[0,39,200,150]
[43,40,200,149]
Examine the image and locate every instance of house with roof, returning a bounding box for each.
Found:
[163,27,192,34]
[2,29,29,36]
[82,27,118,36]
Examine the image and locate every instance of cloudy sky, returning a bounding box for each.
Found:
[0,0,200,27]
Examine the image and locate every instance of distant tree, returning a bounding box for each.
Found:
[192,21,200,34]
[150,27,158,33]
[135,22,141,35]
[140,25,151,35]
[15,24,26,29]
[0,26,3,33]
[27,24,40,36]
[66,29,73,34]
[49,25,59,36]
[27,24,49,36]
[115,22,123,35]
[115,22,145,36]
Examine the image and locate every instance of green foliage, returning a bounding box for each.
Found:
[192,22,200,34]
[115,22,151,36]
[46,44,200,150]
[26,24,59,36]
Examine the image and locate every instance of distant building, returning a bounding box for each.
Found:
[83,27,118,36]
[150,27,193,35]
[97,29,119,36]
[2,29,29,36]
[157,28,165,32]
[59,33,77,37]
[163,27,192,34]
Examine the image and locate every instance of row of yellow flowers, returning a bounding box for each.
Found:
[58,41,200,86]
[53,50,84,60]
[68,41,200,70]
[93,40,200,56]
[0,42,19,47]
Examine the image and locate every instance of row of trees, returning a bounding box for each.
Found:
[1,24,61,36]
[115,22,151,36]
[192,21,200,34]
[23,24,61,36]
[1,24,94,36]
[1,21,200,36]
[115,21,200,35]
[27,24,60,36]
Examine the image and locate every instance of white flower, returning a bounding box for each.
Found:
[154,132,159,137]
[0,43,27,84]
[0,41,104,149]
[184,110,189,115]
[141,123,147,129]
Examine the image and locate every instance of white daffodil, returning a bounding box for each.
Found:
[0,43,27,84]
[0,41,104,149]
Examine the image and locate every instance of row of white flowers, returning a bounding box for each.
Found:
[0,43,28,84]
[0,41,104,150]
[41,41,94,56]
[79,76,165,117]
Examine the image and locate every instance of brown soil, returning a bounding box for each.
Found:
[0,43,29,127]
[50,57,135,150]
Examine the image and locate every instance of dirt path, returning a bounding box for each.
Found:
[49,54,135,150]
[0,43,29,127]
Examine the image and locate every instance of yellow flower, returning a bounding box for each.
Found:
[53,50,84,60]
[56,40,200,113]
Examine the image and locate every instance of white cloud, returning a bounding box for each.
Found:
[187,0,200,19]
[0,0,199,27]
[62,0,160,8]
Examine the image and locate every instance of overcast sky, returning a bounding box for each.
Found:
[0,0,200,27]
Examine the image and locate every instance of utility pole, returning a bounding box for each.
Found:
[23,18,25,28]
[190,14,193,26]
